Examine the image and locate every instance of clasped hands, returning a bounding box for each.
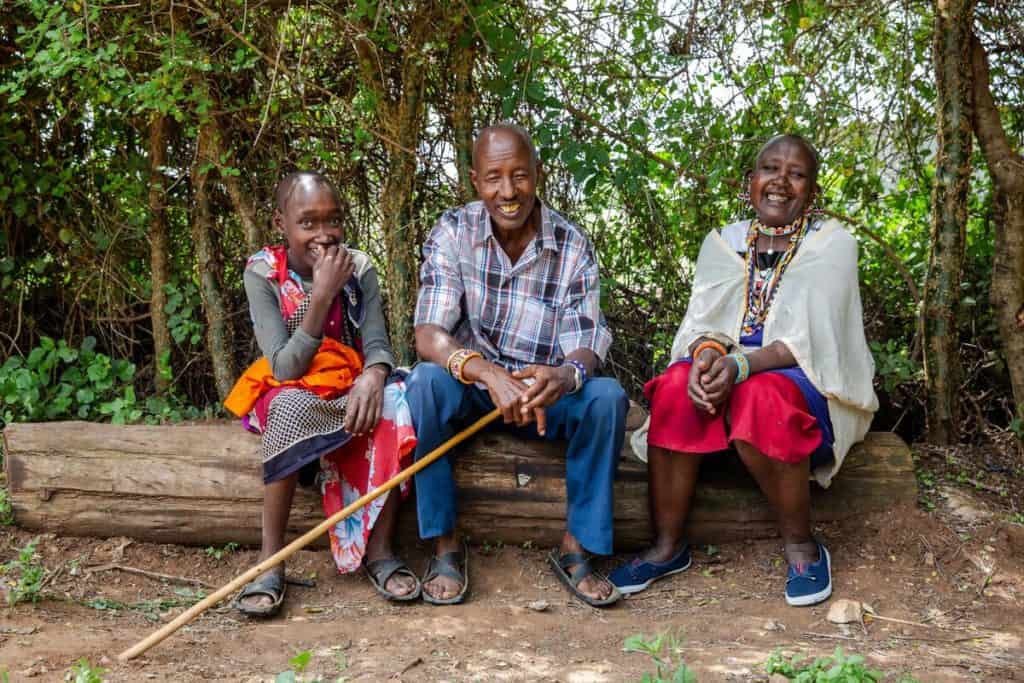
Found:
[687,347,739,415]
[471,360,575,436]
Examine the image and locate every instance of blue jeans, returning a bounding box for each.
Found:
[405,362,628,556]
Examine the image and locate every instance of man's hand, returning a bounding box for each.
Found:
[467,360,532,428]
[513,364,575,436]
[344,364,388,436]
[687,347,721,415]
[700,354,739,410]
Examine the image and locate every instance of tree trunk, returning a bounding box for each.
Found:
[451,29,478,203]
[923,0,974,444]
[970,34,1024,416]
[353,7,439,365]
[222,172,262,255]
[211,118,263,254]
[191,122,237,401]
[148,115,173,395]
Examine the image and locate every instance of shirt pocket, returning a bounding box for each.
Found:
[514,296,561,359]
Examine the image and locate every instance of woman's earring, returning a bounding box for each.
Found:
[737,187,750,202]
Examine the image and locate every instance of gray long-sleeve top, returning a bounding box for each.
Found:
[243,248,396,381]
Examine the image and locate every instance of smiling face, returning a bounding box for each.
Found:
[470,128,540,235]
[273,176,343,278]
[748,137,818,227]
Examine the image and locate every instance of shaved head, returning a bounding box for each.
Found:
[473,124,539,169]
[756,134,821,183]
[273,171,340,213]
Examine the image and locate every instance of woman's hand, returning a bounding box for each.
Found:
[311,245,354,303]
[700,354,740,411]
[687,347,721,414]
[344,364,388,436]
[513,364,575,436]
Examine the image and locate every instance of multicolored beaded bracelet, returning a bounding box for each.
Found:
[727,352,750,384]
[446,348,483,384]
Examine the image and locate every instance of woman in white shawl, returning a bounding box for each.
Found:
[610,135,878,606]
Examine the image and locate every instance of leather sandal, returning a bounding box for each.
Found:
[548,550,621,607]
[363,557,422,602]
[233,569,286,618]
[421,541,469,605]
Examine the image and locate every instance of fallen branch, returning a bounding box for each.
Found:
[85,563,215,590]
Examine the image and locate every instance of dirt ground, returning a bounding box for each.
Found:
[2,451,1023,682]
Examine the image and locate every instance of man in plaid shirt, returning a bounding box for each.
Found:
[405,124,628,607]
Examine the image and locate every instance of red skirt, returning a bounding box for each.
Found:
[645,361,822,463]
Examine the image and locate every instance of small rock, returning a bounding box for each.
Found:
[827,598,863,624]
[762,620,785,632]
[99,656,111,665]
[769,675,790,683]
[526,600,550,612]
[923,551,935,567]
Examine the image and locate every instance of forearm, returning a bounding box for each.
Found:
[298,292,333,340]
[743,341,796,374]
[414,323,464,367]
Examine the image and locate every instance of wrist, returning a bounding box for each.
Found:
[560,364,577,393]
[365,363,389,379]
[461,356,491,383]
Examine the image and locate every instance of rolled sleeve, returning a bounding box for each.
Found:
[557,249,613,363]
[414,214,464,332]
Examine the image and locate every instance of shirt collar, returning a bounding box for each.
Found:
[472,200,560,253]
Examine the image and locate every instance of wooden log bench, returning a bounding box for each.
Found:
[2,422,916,550]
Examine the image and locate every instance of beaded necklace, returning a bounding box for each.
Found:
[742,215,810,335]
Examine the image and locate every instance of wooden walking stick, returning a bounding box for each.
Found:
[117,407,501,662]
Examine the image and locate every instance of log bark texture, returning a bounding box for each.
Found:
[3,423,916,550]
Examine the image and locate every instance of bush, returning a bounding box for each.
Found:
[0,336,205,424]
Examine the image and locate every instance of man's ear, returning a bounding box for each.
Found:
[272,208,285,236]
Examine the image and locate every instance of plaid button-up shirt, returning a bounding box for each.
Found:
[414,200,613,371]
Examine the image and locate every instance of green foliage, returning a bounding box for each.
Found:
[0,336,206,425]
[870,340,923,394]
[0,336,139,423]
[0,485,12,527]
[276,650,313,683]
[764,647,919,682]
[1,536,46,606]
[624,631,697,683]
[204,542,239,560]
[164,281,205,347]
[69,659,106,683]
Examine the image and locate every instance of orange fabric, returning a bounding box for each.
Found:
[223,337,364,417]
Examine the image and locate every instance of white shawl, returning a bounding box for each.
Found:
[631,218,879,487]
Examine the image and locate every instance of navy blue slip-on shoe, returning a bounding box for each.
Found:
[608,545,692,595]
[785,542,832,607]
